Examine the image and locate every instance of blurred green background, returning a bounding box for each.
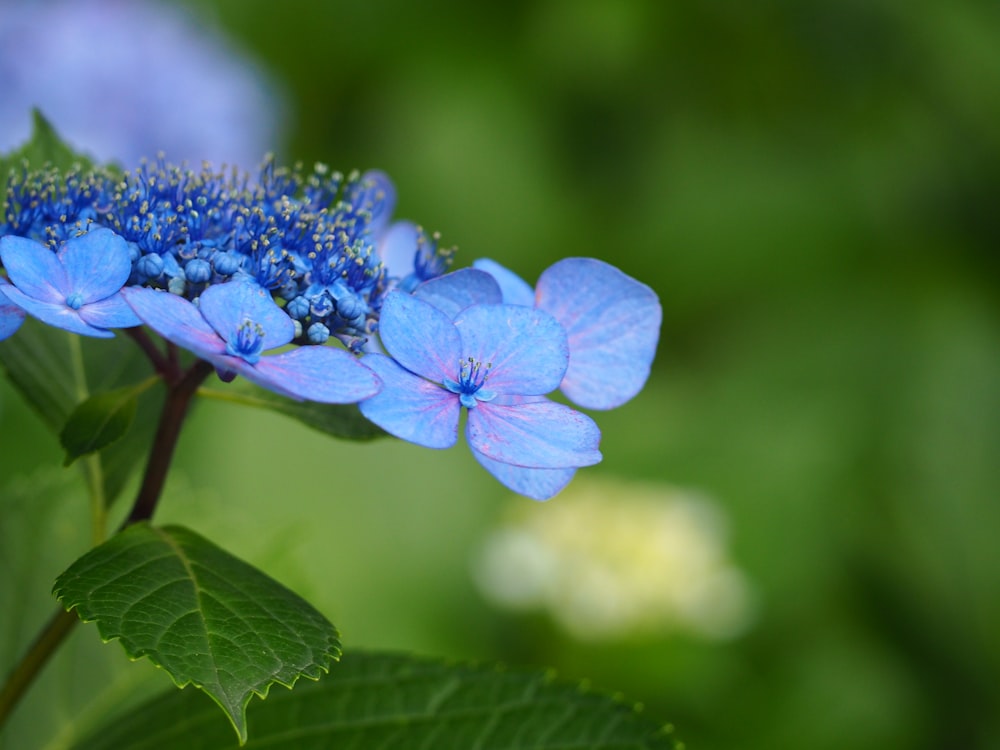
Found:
[3,1,1000,748]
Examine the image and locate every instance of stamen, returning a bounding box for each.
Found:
[443,357,497,408]
[226,318,266,364]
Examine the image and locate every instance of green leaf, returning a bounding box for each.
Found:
[69,651,680,750]
[53,523,341,745]
[0,108,94,177]
[0,317,79,431]
[59,384,142,466]
[0,318,163,504]
[199,382,387,441]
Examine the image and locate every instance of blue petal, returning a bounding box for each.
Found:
[0,288,26,340]
[466,400,602,469]
[198,279,294,351]
[78,294,142,330]
[453,304,567,395]
[414,268,502,319]
[57,228,132,304]
[378,291,461,383]
[0,284,113,338]
[0,236,69,302]
[471,448,577,500]
[207,353,300,397]
[121,287,226,359]
[536,258,661,410]
[377,221,419,279]
[358,353,459,449]
[228,346,382,403]
[472,258,535,307]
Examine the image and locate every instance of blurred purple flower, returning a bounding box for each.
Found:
[0,0,284,167]
[0,228,140,337]
[121,279,381,403]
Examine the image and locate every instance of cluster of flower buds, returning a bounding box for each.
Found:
[0,159,660,499]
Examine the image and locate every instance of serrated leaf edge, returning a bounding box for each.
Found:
[53,524,341,745]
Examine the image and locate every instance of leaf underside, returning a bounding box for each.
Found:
[69,650,678,750]
[53,523,341,745]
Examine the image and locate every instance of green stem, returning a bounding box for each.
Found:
[0,609,78,731]
[66,335,108,544]
[66,332,87,403]
[83,456,107,546]
[0,358,212,735]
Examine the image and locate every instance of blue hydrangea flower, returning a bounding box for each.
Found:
[473,257,661,410]
[359,291,602,499]
[2,159,405,352]
[0,228,140,337]
[121,279,381,403]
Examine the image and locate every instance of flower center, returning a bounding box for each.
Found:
[443,357,497,409]
[65,292,84,310]
[226,318,265,364]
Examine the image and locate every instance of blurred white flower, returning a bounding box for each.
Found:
[0,0,284,168]
[474,477,756,641]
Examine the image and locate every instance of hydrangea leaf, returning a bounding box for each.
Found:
[58,379,160,466]
[0,317,78,429]
[69,651,679,750]
[53,523,341,746]
[0,108,94,179]
[198,381,388,441]
[0,317,161,504]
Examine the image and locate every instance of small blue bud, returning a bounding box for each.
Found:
[334,291,364,320]
[276,281,299,301]
[212,250,241,276]
[345,311,368,329]
[286,295,310,320]
[137,253,164,279]
[185,258,212,284]
[306,322,330,344]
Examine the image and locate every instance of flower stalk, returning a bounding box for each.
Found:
[121,358,213,528]
[0,608,78,731]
